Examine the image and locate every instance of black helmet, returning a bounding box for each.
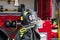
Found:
[20,9,38,26]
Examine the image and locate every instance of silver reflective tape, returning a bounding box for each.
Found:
[52,29,58,32]
[39,32,47,40]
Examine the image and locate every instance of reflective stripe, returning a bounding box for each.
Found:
[20,16,23,21]
[20,28,26,32]
[24,12,28,15]
[20,28,27,37]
